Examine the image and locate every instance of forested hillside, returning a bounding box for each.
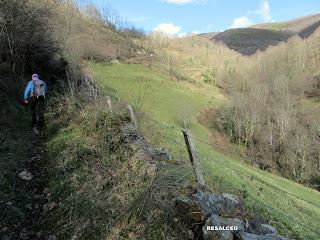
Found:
[203,13,320,55]
[147,29,320,188]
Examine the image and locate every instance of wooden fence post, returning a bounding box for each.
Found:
[106,96,112,112]
[127,104,138,129]
[183,129,205,187]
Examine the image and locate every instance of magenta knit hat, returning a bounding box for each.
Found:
[32,74,39,80]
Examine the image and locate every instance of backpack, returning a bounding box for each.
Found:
[31,79,46,98]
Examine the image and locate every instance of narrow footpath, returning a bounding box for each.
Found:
[1,124,51,240]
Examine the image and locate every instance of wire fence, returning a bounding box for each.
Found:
[104,96,320,239]
[148,118,320,207]
[142,117,320,239]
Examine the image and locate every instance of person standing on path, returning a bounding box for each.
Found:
[24,74,47,130]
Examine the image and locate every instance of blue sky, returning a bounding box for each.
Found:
[90,0,320,36]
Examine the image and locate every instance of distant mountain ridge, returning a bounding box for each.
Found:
[201,13,320,55]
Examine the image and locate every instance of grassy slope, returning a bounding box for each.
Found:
[92,63,320,240]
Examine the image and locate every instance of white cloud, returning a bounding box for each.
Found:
[255,0,272,22]
[153,23,200,38]
[178,32,188,38]
[230,16,253,29]
[163,0,208,5]
[153,23,182,36]
[228,0,271,30]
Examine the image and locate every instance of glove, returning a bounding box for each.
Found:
[24,99,28,104]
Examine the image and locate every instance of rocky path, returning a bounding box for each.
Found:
[1,127,50,240]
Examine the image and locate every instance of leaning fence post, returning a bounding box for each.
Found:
[106,96,112,112]
[127,104,138,129]
[183,129,205,188]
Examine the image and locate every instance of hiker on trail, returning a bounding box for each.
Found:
[24,74,47,128]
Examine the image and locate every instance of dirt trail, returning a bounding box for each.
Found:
[1,127,50,240]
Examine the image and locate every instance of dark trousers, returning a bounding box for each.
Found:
[29,96,45,127]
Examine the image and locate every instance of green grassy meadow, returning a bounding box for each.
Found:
[92,62,320,240]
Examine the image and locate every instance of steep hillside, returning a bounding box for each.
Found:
[205,13,320,55]
[51,1,142,62]
[211,28,293,55]
[254,13,320,33]
[198,32,219,39]
[153,26,320,185]
[92,62,320,240]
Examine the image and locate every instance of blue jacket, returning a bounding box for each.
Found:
[24,80,48,100]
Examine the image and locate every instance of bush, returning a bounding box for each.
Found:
[0,0,58,77]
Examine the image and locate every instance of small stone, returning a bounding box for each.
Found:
[43,188,49,194]
[18,170,33,181]
[175,196,204,221]
[25,204,32,210]
[237,232,286,240]
[265,234,288,240]
[128,232,137,239]
[31,155,41,161]
[147,164,157,174]
[187,230,194,238]
[222,193,240,205]
[43,202,57,213]
[32,127,40,135]
[261,224,277,235]
[47,235,57,240]
[71,235,78,240]
[34,194,42,199]
[194,192,243,218]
